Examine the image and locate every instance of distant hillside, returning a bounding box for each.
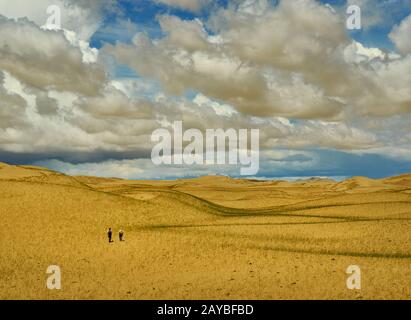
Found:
[0,162,87,188]
[2,162,411,190]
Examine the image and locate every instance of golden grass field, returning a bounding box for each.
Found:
[0,162,410,300]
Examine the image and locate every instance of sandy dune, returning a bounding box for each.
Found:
[0,163,410,299]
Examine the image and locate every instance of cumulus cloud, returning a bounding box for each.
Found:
[106,0,349,119]
[76,85,154,119]
[0,14,159,156]
[0,66,165,154]
[0,17,106,96]
[105,0,411,122]
[275,121,378,150]
[0,0,105,41]
[0,73,28,129]
[389,14,411,55]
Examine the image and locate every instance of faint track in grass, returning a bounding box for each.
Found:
[111,186,411,221]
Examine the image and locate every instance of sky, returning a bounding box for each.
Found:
[1,0,411,180]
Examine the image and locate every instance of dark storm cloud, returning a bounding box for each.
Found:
[0,149,151,165]
[257,149,411,179]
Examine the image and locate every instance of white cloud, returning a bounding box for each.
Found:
[389,14,411,55]
[344,41,387,63]
[0,0,104,41]
[193,93,236,117]
[0,17,105,96]
[237,0,269,15]
[106,0,349,119]
[63,30,99,64]
[106,0,411,121]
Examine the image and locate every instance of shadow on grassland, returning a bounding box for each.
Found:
[138,218,411,259]
[249,244,411,259]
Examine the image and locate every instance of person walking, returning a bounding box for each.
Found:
[119,230,124,241]
[108,228,113,243]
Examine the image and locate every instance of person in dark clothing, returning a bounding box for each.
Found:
[119,230,124,241]
[108,228,113,243]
